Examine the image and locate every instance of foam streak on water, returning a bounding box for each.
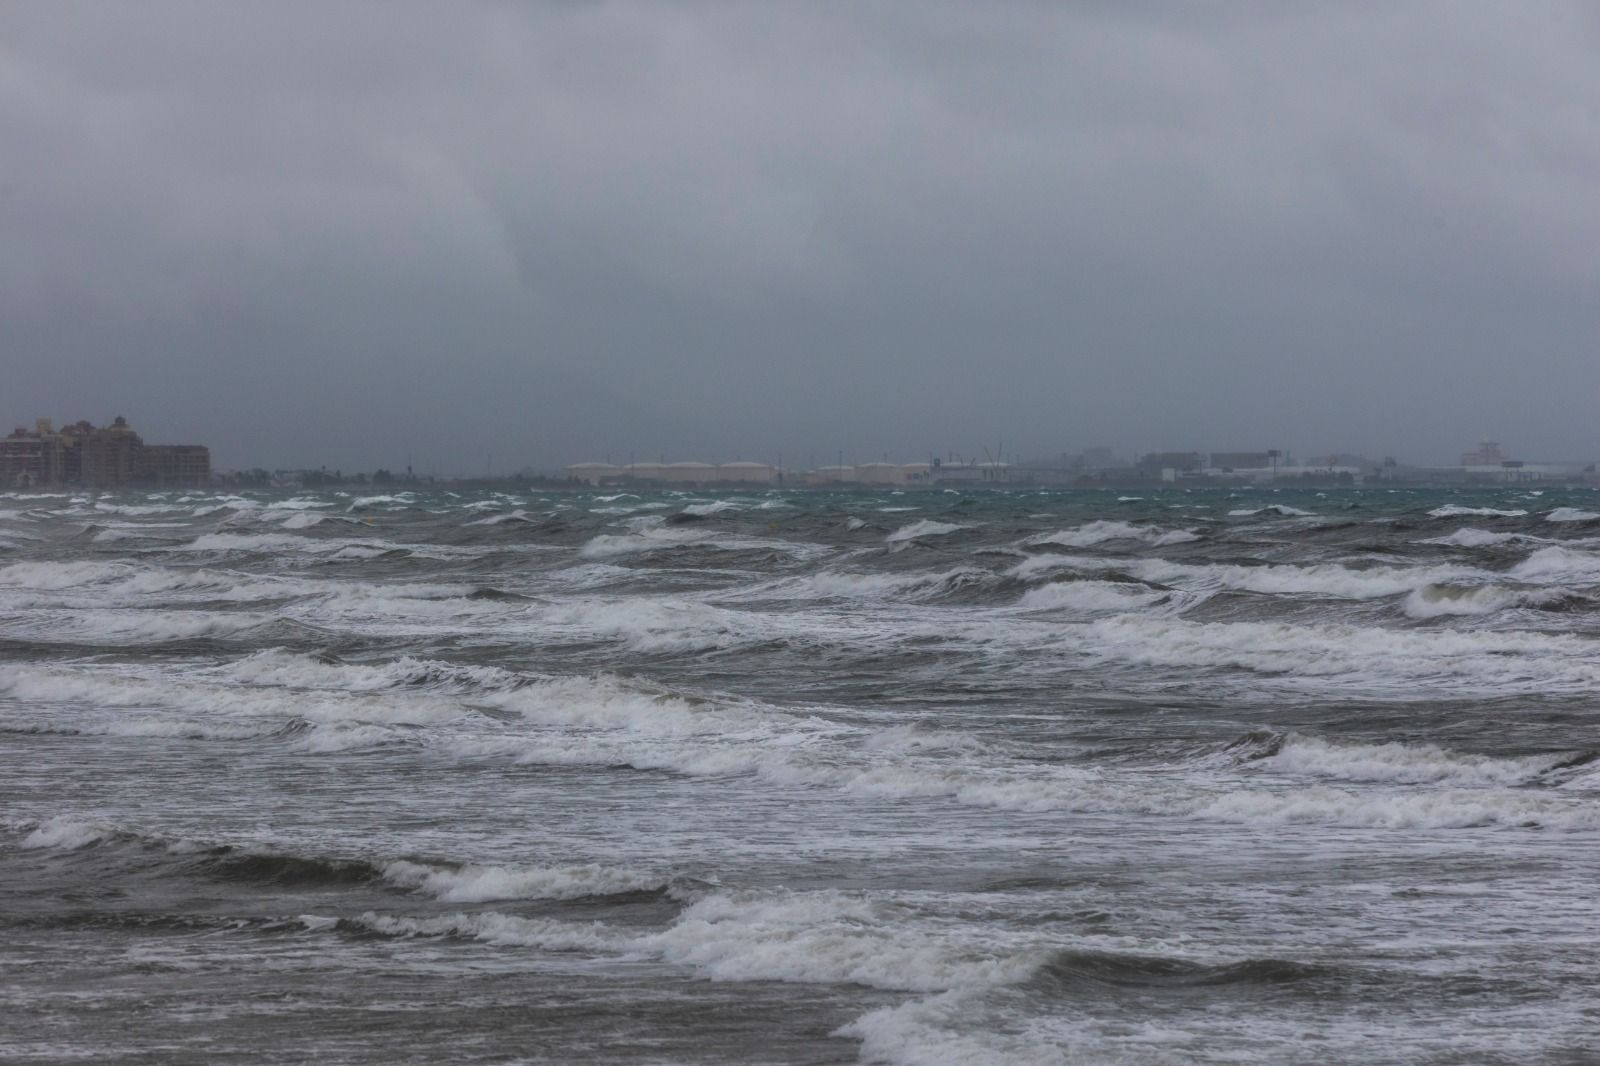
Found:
[2,485,1599,1064]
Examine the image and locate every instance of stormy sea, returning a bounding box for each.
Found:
[3,485,1598,1065]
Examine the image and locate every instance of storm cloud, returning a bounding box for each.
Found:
[3,2,1598,470]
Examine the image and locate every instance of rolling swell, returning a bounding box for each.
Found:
[8,819,682,910]
[1025,950,1342,994]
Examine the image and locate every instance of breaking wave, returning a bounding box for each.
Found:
[886,520,969,545]
[1427,505,1528,518]
[1227,505,1314,517]
[1027,521,1198,549]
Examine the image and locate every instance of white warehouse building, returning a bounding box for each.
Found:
[717,462,779,484]
[853,462,903,485]
[662,461,717,483]
[566,462,623,485]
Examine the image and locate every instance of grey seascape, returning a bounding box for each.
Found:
[7,3,1600,1061]
[3,486,1598,1063]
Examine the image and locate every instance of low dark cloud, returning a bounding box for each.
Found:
[3,2,1597,469]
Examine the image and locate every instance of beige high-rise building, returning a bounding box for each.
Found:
[0,415,208,488]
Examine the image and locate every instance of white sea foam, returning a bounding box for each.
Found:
[1010,553,1485,601]
[178,532,474,559]
[1427,505,1528,518]
[465,509,533,526]
[383,859,668,902]
[1263,734,1574,787]
[264,497,334,511]
[1015,581,1165,613]
[578,524,817,560]
[681,500,741,516]
[348,494,416,509]
[1027,521,1165,548]
[182,532,335,553]
[860,724,986,755]
[838,1000,999,1066]
[1023,522,1198,549]
[289,583,522,627]
[19,816,117,850]
[1084,614,1600,693]
[794,570,937,599]
[225,648,526,693]
[760,567,1002,605]
[0,660,467,729]
[885,520,968,545]
[291,723,409,753]
[0,563,301,606]
[1006,554,1085,582]
[1508,545,1600,583]
[1194,785,1598,830]
[91,524,182,542]
[540,599,767,653]
[350,889,1041,994]
[0,561,132,589]
[467,712,1600,829]
[1545,507,1600,523]
[640,890,1039,991]
[65,716,293,742]
[0,609,273,644]
[1400,584,1523,619]
[91,502,186,516]
[1135,558,1485,599]
[1227,505,1314,517]
[1421,527,1541,548]
[338,910,625,953]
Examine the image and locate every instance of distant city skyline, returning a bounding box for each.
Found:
[5,406,1585,482]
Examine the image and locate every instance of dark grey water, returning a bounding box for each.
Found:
[3,486,1598,1063]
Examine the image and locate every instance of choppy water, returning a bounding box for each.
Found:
[3,485,1599,1064]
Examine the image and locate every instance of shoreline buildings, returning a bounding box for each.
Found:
[567,440,1594,490]
[0,417,210,489]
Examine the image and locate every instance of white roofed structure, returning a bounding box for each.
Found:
[566,462,623,485]
[717,461,778,483]
[662,461,717,483]
[622,462,666,481]
[806,465,856,485]
[854,462,903,485]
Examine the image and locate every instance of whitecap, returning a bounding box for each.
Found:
[1545,507,1600,523]
[383,859,668,903]
[1227,504,1314,517]
[1427,505,1528,518]
[885,520,968,545]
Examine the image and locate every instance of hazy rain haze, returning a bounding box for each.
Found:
[3,2,1598,471]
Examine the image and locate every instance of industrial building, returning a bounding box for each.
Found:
[662,461,717,483]
[563,456,1021,488]
[1209,451,1276,471]
[565,461,782,486]
[565,462,624,484]
[716,461,780,484]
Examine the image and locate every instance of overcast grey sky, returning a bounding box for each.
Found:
[3,2,1597,471]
